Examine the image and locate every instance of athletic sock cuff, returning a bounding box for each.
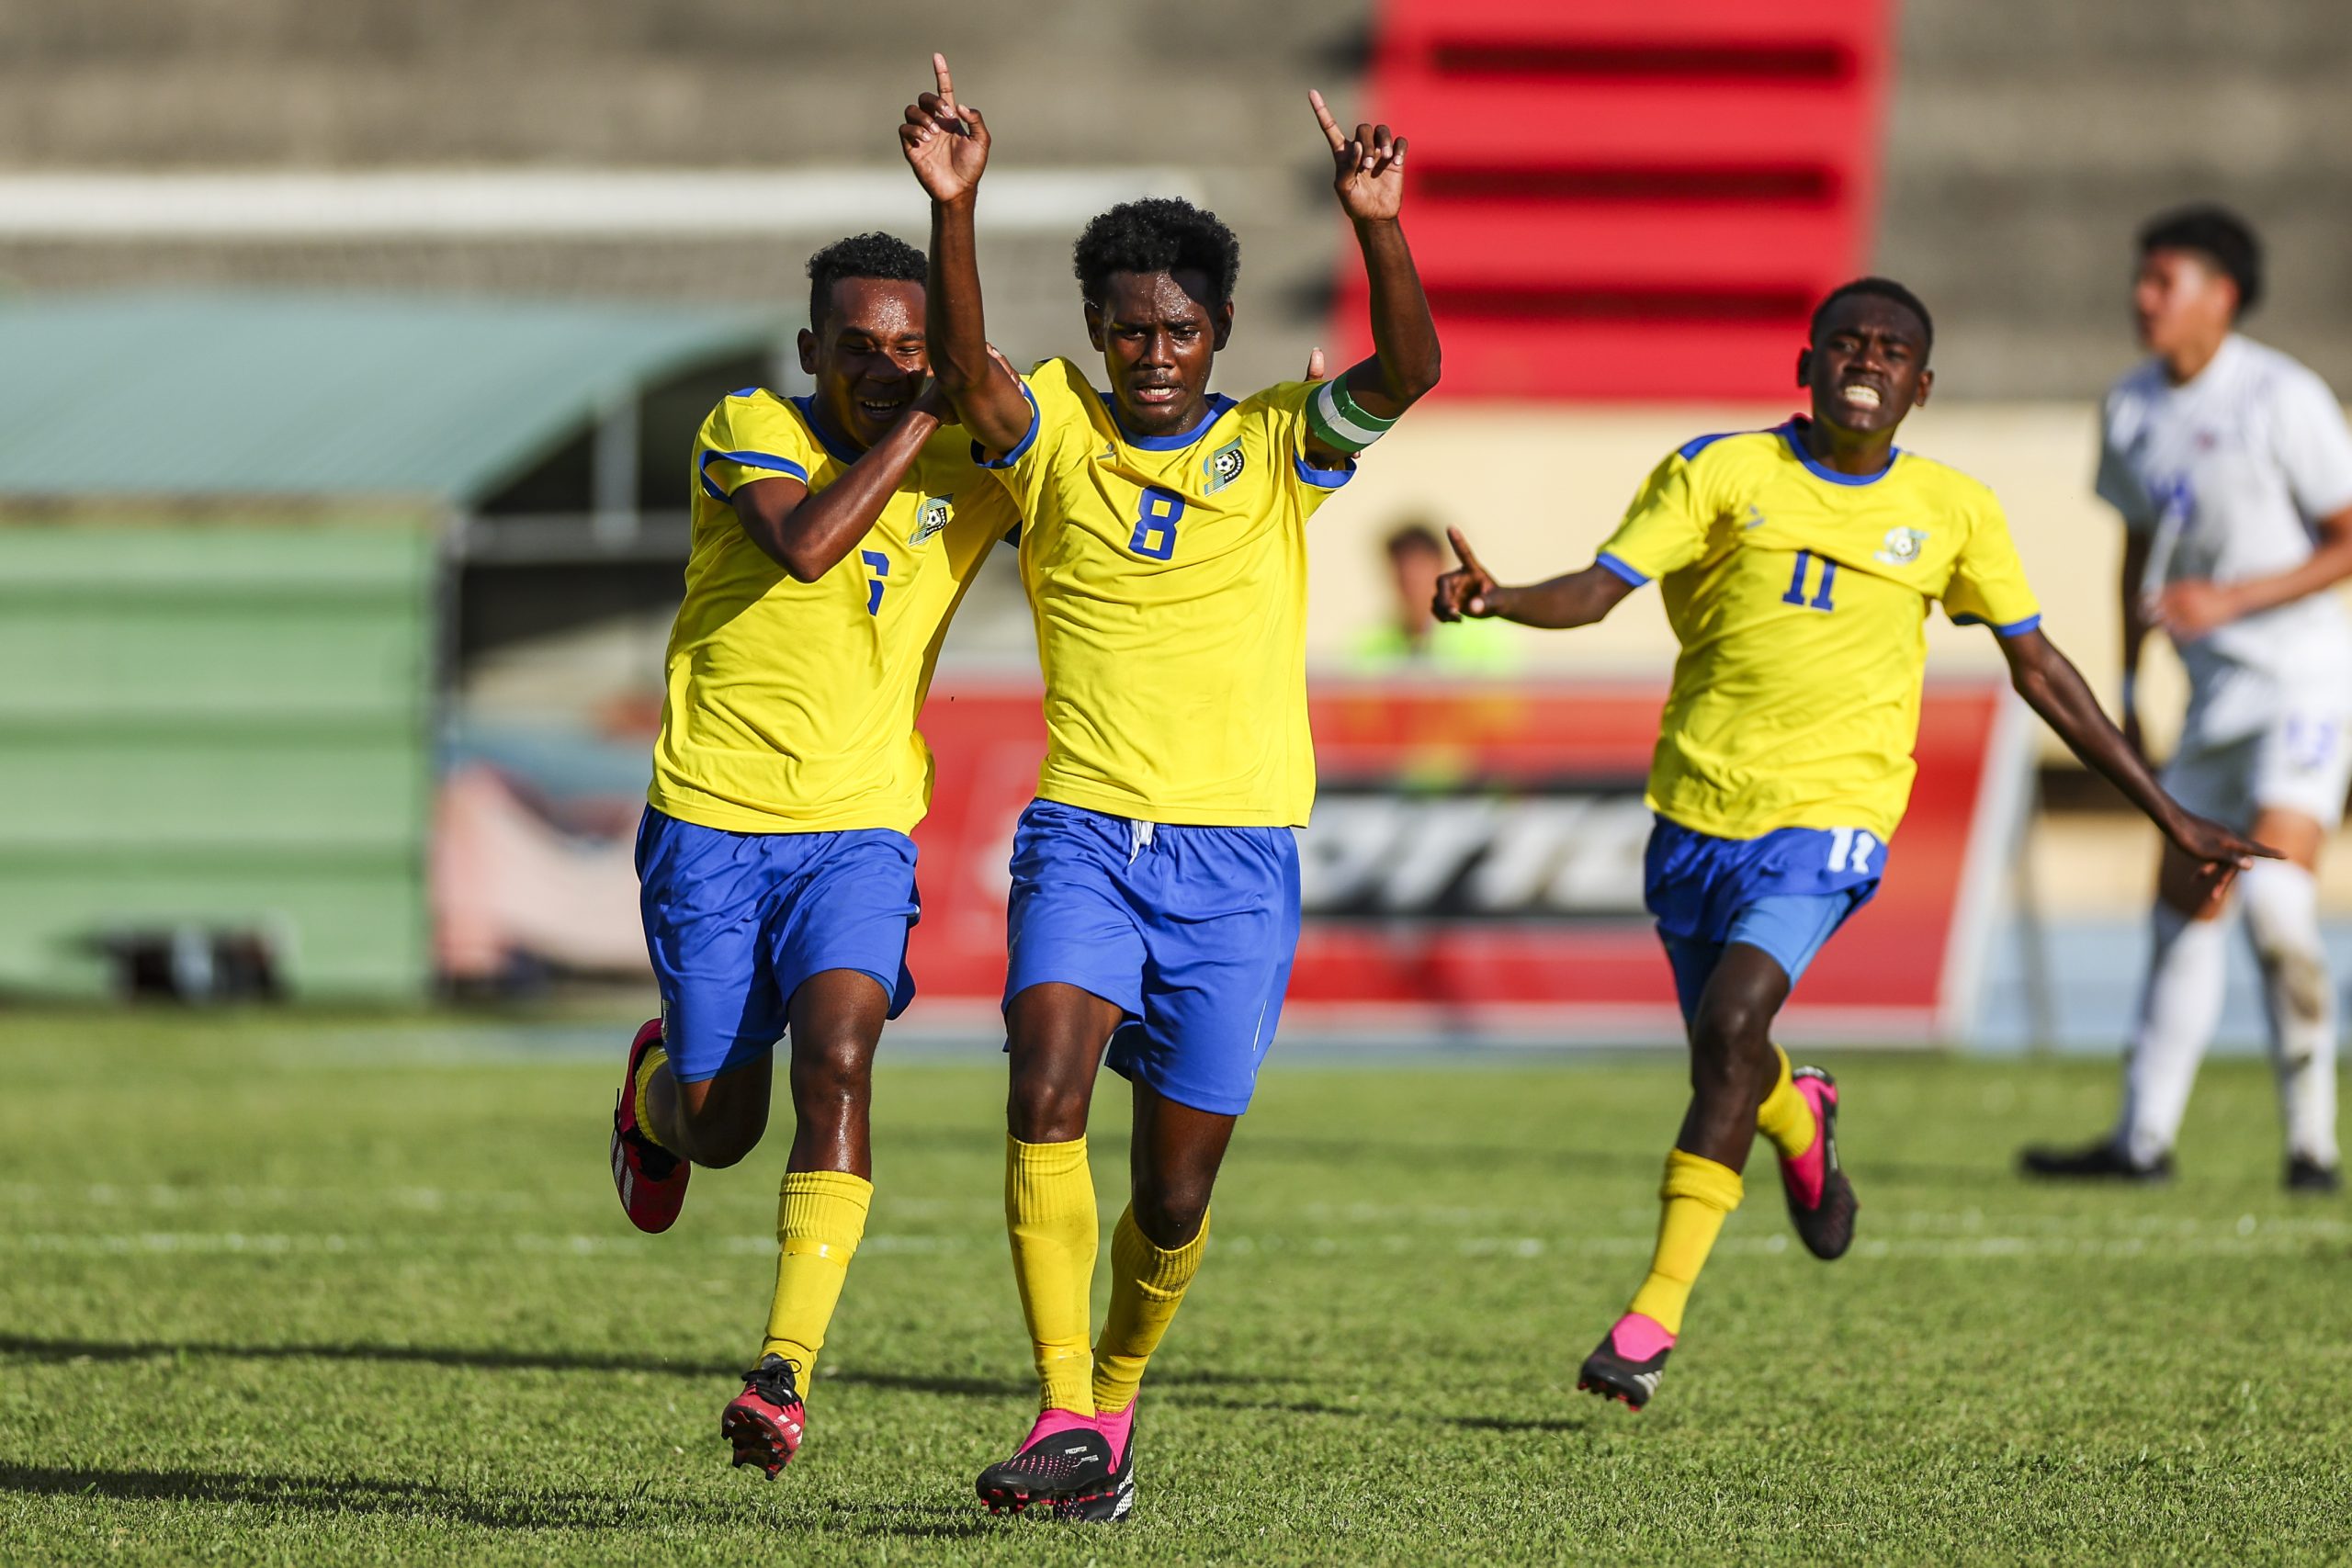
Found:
[1111,1205,1209,1293]
[631,1044,670,1151]
[778,1169,874,1255]
[1661,1148,1745,1212]
[1006,1134,1092,1215]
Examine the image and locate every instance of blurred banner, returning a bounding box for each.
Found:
[434,677,2030,1044]
[899,677,2030,1044]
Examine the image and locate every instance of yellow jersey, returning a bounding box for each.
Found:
[982,357,1356,827]
[648,389,1014,835]
[1597,421,2041,841]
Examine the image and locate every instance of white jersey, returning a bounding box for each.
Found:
[2097,333,2352,742]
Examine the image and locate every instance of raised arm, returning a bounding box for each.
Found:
[1998,626,2276,888]
[1431,527,1636,629]
[899,53,1031,454]
[1304,89,1439,465]
[729,386,949,583]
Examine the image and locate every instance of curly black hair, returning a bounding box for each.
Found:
[1810,276,1934,357]
[1072,197,1241,307]
[806,231,927,331]
[2139,204,2262,315]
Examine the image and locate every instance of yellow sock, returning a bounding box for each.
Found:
[760,1170,872,1383]
[1091,1206,1208,1414]
[632,1043,673,1153]
[1755,1045,1817,1163]
[1625,1149,1745,1337]
[1006,1136,1098,1414]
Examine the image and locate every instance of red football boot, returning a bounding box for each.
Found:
[1780,1066,1858,1260]
[610,1017,689,1233]
[722,1354,807,1477]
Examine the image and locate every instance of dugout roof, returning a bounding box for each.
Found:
[0,290,779,503]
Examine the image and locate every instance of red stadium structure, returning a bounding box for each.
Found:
[1329,0,1896,400]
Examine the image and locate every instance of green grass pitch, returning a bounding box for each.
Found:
[4,1012,2349,1563]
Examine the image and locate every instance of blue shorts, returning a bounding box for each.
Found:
[1003,799,1301,1117]
[636,807,919,1084]
[1645,816,1883,1021]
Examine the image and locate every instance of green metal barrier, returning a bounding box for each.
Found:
[0,519,438,999]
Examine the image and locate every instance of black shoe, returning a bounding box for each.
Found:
[976,1416,1114,1516]
[1054,1413,1136,1524]
[1782,1066,1859,1260]
[721,1354,806,1477]
[2286,1155,2342,1194]
[1577,1316,1672,1412]
[2018,1139,2173,1183]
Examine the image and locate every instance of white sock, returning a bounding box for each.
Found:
[2238,861,2338,1168]
[2116,903,2230,1166]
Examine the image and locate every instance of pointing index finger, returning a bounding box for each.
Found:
[1446,526,1489,577]
[933,52,955,109]
[1307,88,1347,152]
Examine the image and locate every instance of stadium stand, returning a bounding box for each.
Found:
[1330,0,1894,399]
[2,1,2344,395]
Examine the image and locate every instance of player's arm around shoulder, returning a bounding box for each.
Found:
[725,389,949,584]
[1299,89,1441,472]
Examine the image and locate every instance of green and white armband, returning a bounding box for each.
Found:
[1307,376,1399,454]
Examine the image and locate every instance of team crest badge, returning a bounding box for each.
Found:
[910,495,951,547]
[1203,438,1246,494]
[1874,525,1928,567]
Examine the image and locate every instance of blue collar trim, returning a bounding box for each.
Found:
[790,395,866,464]
[1101,392,1237,451]
[1779,420,1898,487]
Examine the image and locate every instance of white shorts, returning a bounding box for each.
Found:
[2162,705,2352,832]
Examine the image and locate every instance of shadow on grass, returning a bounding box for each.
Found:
[0,1333,729,1380]
[0,1334,1289,1404]
[1168,1388,1599,1434]
[0,1463,714,1531]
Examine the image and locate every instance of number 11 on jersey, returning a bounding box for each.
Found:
[1782,549,1838,612]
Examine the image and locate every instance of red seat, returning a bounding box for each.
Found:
[1333,0,1894,400]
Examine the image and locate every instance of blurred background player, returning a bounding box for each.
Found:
[1434,278,2270,1412]
[1350,520,1520,672]
[900,55,1438,1520]
[607,233,1016,1475]
[2023,208,2352,1191]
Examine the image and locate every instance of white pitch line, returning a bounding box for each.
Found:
[0,168,1207,240]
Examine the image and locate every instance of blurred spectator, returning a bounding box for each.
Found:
[1351,521,1521,672]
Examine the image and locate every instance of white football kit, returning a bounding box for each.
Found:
[2097,333,2352,829]
[2098,332,2347,1172]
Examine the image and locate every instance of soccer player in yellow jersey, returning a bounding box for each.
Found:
[899,56,1439,1519]
[1435,277,2272,1412]
[605,232,1017,1474]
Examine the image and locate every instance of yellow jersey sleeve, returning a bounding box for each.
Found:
[1596,444,1724,583]
[1252,378,1359,517]
[975,359,1098,513]
[1938,488,2043,636]
[696,394,814,502]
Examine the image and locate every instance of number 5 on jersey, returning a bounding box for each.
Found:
[1129,487,1184,561]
